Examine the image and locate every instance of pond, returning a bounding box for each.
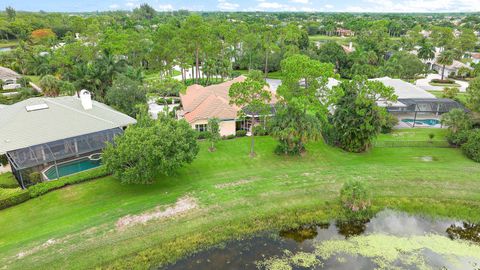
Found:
[164,210,480,270]
[0,46,13,52]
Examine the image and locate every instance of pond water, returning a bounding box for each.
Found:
[164,210,480,270]
[0,47,13,52]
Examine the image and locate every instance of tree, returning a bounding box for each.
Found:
[441,108,473,134]
[133,3,156,20]
[105,75,147,117]
[431,26,454,49]
[461,130,480,163]
[382,51,424,79]
[466,76,480,112]
[340,180,371,213]
[331,76,396,152]
[442,87,459,99]
[207,118,221,152]
[437,50,455,80]
[270,106,322,155]
[457,29,477,53]
[39,75,60,97]
[146,78,185,106]
[315,41,348,72]
[229,77,272,157]
[30,28,56,44]
[278,54,335,116]
[5,6,16,22]
[418,39,435,62]
[103,112,199,184]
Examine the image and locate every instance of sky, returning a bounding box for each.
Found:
[1,0,479,13]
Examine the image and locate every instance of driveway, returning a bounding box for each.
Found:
[415,74,469,92]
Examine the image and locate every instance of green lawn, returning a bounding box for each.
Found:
[0,40,18,48]
[0,134,479,269]
[25,75,41,85]
[427,90,468,105]
[376,128,447,141]
[0,172,17,188]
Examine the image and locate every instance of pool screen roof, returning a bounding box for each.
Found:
[0,96,136,154]
[6,128,122,170]
[389,98,466,113]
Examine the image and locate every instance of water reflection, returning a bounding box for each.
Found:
[163,210,480,270]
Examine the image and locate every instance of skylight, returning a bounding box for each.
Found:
[25,103,49,112]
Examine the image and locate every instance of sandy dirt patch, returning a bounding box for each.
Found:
[214,179,253,189]
[116,196,198,230]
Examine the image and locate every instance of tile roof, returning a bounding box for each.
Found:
[181,76,275,123]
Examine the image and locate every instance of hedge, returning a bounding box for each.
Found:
[0,166,109,210]
[0,188,30,210]
[28,166,109,198]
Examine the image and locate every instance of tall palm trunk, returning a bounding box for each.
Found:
[195,46,200,84]
[441,65,446,80]
[264,50,269,79]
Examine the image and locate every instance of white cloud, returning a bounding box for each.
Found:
[109,4,120,9]
[158,4,174,11]
[218,0,240,10]
[290,0,309,3]
[324,4,334,9]
[346,0,480,12]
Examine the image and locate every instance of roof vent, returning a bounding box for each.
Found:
[25,103,49,112]
[79,89,93,110]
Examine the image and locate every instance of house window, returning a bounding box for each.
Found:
[195,124,207,132]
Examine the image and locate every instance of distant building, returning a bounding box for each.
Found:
[341,42,355,54]
[471,53,480,65]
[336,28,354,37]
[432,60,472,78]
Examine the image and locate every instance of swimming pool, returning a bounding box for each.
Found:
[401,118,441,126]
[43,156,102,180]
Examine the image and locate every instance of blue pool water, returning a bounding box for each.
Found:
[43,157,101,180]
[401,118,440,126]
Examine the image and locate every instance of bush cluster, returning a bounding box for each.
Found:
[461,130,480,162]
[236,130,247,137]
[431,78,455,84]
[0,188,30,210]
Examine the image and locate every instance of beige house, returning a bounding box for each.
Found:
[179,76,274,136]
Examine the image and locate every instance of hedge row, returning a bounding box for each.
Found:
[0,166,109,210]
[0,188,30,210]
[28,166,109,197]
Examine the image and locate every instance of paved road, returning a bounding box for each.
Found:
[415,74,469,92]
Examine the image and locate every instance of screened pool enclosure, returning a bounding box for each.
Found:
[6,128,123,188]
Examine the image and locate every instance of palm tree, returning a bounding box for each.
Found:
[437,50,455,80]
[418,40,435,61]
[39,75,60,97]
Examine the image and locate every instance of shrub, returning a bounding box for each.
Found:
[236,130,247,137]
[431,78,455,84]
[340,180,371,216]
[461,129,480,162]
[428,133,435,141]
[196,132,208,140]
[442,87,459,99]
[29,172,42,184]
[17,77,32,88]
[28,166,108,198]
[0,154,8,166]
[0,188,30,210]
[222,134,235,140]
[381,114,399,134]
[447,129,471,146]
[253,125,269,136]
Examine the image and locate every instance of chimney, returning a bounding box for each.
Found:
[79,89,93,110]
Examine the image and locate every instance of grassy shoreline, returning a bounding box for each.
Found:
[0,131,479,269]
